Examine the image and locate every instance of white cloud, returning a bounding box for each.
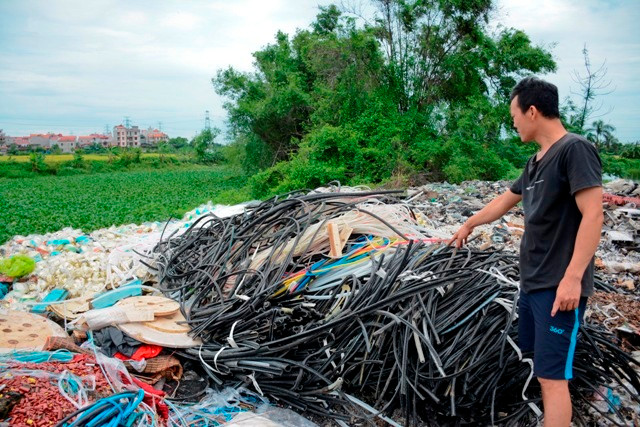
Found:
[495,0,640,140]
[160,12,203,30]
[0,0,638,141]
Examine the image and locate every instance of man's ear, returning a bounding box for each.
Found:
[529,105,538,120]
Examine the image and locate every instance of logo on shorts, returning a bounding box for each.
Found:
[549,326,564,335]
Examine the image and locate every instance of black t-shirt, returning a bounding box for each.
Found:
[510,133,602,296]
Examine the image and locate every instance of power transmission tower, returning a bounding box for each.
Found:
[158,121,163,132]
[205,110,211,130]
[124,116,131,128]
[105,124,110,135]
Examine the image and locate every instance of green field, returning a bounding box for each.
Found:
[0,166,250,244]
[0,153,176,163]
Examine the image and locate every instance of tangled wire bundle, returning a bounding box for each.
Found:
[152,190,639,426]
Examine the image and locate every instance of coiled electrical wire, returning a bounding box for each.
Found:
[152,190,640,426]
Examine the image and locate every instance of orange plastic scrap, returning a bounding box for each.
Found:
[603,193,640,206]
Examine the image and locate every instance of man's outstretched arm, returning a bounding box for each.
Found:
[551,186,603,316]
[449,190,522,248]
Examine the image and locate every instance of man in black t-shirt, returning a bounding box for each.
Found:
[451,77,603,427]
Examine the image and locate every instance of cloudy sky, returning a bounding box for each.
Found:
[0,0,638,141]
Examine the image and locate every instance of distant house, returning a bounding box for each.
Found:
[78,136,93,147]
[113,125,140,148]
[57,136,77,153]
[29,134,50,149]
[78,133,112,148]
[93,133,112,147]
[10,136,31,151]
[141,128,169,145]
[28,133,64,149]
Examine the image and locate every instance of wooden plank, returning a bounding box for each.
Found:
[338,226,353,254]
[328,222,342,258]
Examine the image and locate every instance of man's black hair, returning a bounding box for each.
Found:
[510,76,560,119]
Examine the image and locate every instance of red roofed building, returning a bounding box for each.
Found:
[57,136,77,153]
[92,133,112,147]
[141,128,168,145]
[11,137,30,150]
[78,133,112,148]
[78,136,93,147]
[28,133,57,149]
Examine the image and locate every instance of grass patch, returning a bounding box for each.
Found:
[0,154,193,179]
[0,153,178,163]
[0,165,250,244]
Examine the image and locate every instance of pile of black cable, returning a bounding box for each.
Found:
[152,191,639,426]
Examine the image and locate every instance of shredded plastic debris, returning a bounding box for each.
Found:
[0,255,35,278]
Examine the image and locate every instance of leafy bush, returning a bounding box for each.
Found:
[249,162,291,198]
[601,154,640,180]
[116,148,142,167]
[29,152,48,173]
[72,150,86,168]
[619,142,640,159]
[243,135,273,174]
[219,139,247,171]
[0,162,32,179]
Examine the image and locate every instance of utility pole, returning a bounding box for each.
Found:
[205,110,211,130]
[124,116,131,128]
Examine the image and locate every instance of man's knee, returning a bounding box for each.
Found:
[538,377,568,391]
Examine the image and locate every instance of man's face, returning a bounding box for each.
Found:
[510,96,534,142]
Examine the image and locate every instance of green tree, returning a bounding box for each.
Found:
[107,146,119,163]
[168,137,189,149]
[214,0,556,193]
[29,152,47,173]
[586,120,615,150]
[214,31,313,166]
[192,128,221,162]
[620,142,640,159]
[83,143,106,154]
[72,149,85,168]
[158,141,172,160]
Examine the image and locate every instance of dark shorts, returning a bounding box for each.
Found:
[518,288,587,380]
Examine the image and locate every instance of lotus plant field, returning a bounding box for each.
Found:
[0,166,249,244]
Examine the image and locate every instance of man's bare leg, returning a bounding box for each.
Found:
[539,378,571,426]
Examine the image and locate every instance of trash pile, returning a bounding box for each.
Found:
[599,180,640,295]
[0,183,638,426]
